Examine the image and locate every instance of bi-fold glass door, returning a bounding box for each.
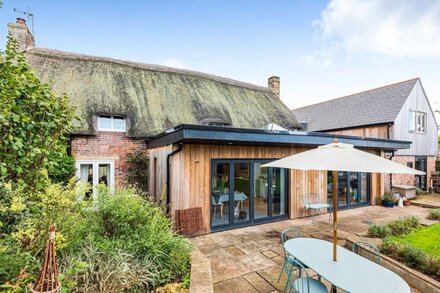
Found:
[211,159,288,230]
[327,171,370,210]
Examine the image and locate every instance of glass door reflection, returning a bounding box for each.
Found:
[233,163,250,223]
[253,163,269,219]
[211,162,231,227]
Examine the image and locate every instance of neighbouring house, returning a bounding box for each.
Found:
[8,18,414,234]
[293,78,438,192]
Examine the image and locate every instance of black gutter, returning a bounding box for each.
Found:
[387,123,394,190]
[166,144,183,216]
[389,150,395,190]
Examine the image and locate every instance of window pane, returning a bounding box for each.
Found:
[421,113,426,133]
[349,172,359,204]
[272,168,286,216]
[234,163,250,222]
[98,164,110,186]
[360,173,368,203]
[113,116,125,131]
[212,163,230,227]
[417,113,422,132]
[98,115,112,130]
[79,164,93,200]
[254,163,269,219]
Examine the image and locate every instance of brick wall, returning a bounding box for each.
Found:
[383,155,436,191]
[390,155,416,187]
[71,132,146,186]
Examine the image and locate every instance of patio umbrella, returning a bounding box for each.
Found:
[262,139,424,261]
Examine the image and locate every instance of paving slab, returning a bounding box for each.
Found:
[243,272,276,293]
[192,205,433,292]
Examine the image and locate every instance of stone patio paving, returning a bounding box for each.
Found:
[412,193,440,208]
[191,205,433,292]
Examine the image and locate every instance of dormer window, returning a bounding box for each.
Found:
[98,115,126,132]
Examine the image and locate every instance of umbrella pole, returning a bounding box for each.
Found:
[332,170,338,261]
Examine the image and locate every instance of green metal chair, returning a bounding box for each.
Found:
[352,241,381,264]
[289,258,328,293]
[278,228,311,293]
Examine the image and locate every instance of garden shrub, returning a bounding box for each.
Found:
[367,216,420,238]
[381,239,440,281]
[428,209,440,220]
[367,224,392,238]
[125,151,149,193]
[0,183,191,292]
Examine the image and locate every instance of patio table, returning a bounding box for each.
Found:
[284,237,410,293]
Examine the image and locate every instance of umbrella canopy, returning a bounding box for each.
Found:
[262,140,424,262]
[262,141,425,175]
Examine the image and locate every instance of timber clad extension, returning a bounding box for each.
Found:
[7,18,419,234]
[146,125,407,233]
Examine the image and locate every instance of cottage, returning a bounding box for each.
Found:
[293,79,438,192]
[8,18,413,234]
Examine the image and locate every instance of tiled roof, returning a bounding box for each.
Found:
[292,78,419,131]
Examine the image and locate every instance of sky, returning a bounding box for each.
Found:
[1,0,440,111]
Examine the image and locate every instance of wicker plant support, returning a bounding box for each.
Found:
[31,225,61,293]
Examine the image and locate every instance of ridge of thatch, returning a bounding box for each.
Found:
[26,47,301,137]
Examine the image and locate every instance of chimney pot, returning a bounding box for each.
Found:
[268,76,280,98]
[8,18,35,51]
[16,18,26,25]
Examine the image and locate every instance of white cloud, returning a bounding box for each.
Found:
[302,45,339,67]
[160,58,186,69]
[315,0,440,58]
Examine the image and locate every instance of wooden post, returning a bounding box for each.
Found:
[332,138,339,262]
[332,170,338,261]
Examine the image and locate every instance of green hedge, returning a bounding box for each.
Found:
[381,239,440,281]
[368,216,420,238]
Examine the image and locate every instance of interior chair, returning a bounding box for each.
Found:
[211,195,223,219]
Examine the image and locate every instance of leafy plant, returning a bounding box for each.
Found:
[428,209,440,220]
[0,35,77,192]
[381,239,440,281]
[59,243,160,293]
[125,151,149,193]
[416,187,423,196]
[368,216,420,238]
[368,224,392,238]
[382,190,396,202]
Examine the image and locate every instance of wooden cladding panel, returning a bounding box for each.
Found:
[149,144,384,233]
[177,144,329,232]
[325,124,389,139]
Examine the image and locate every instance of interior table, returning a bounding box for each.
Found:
[284,237,410,293]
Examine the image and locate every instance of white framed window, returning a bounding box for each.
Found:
[409,110,426,134]
[75,160,115,200]
[98,115,126,132]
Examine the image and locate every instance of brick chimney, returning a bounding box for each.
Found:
[7,18,35,51]
[268,76,280,98]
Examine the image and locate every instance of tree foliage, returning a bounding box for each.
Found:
[0,35,77,190]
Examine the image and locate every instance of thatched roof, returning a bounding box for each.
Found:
[26,48,300,138]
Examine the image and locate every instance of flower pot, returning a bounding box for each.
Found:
[403,200,411,206]
[382,200,395,208]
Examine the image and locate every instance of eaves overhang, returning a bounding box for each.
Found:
[146,124,411,151]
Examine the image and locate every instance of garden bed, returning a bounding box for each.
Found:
[367,216,440,284]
